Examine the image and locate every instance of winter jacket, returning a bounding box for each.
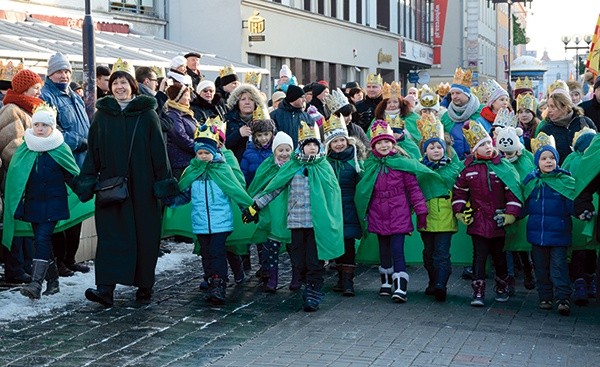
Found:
[270,99,313,149]
[523,174,574,246]
[347,122,370,148]
[165,108,197,170]
[189,171,234,234]
[224,109,251,162]
[40,79,89,167]
[423,197,457,233]
[355,95,382,132]
[580,97,600,131]
[287,173,312,229]
[16,152,74,223]
[190,94,225,125]
[240,141,272,186]
[452,155,522,238]
[328,146,362,239]
[367,168,427,235]
[539,111,596,165]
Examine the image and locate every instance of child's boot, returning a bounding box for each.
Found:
[425,266,436,295]
[207,275,226,305]
[332,268,343,292]
[20,259,49,300]
[265,268,278,293]
[341,265,355,297]
[391,272,409,303]
[494,276,510,302]
[585,273,597,299]
[378,266,393,296]
[573,278,588,306]
[303,283,324,312]
[434,268,451,302]
[42,260,60,296]
[227,252,245,285]
[523,269,536,290]
[471,279,485,307]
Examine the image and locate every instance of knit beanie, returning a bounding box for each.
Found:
[312,83,327,97]
[220,73,239,87]
[279,65,292,78]
[271,91,286,103]
[32,107,57,129]
[534,145,560,168]
[47,52,72,76]
[272,131,293,152]
[194,138,218,156]
[166,82,189,102]
[370,120,396,148]
[170,56,186,70]
[196,80,215,94]
[11,70,43,94]
[250,119,276,136]
[285,85,305,103]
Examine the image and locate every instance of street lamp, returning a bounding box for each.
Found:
[561,34,594,76]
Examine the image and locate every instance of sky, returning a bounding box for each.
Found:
[525,0,600,61]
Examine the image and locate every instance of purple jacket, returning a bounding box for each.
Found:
[367,169,428,235]
[452,155,522,238]
[166,108,198,170]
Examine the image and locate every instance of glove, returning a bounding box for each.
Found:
[161,196,175,207]
[456,213,473,226]
[241,202,260,224]
[417,214,428,230]
[579,210,595,221]
[493,213,516,227]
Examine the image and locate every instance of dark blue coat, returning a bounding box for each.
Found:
[240,141,272,186]
[327,146,362,239]
[224,109,251,162]
[17,152,73,223]
[270,100,312,149]
[524,172,574,246]
[166,108,197,170]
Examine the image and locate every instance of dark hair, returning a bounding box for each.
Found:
[336,103,356,117]
[109,71,139,96]
[96,65,111,78]
[374,97,410,120]
[348,88,363,100]
[135,66,155,83]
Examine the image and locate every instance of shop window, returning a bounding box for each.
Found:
[109,0,156,16]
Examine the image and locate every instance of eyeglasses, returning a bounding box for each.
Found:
[148,79,158,82]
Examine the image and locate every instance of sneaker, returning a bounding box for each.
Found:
[557,300,571,316]
[462,266,474,280]
[539,300,552,310]
[234,272,246,285]
[471,295,485,307]
[495,291,509,302]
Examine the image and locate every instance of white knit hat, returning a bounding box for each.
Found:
[170,56,187,70]
[279,65,292,78]
[196,79,216,94]
[272,131,293,152]
[32,106,57,129]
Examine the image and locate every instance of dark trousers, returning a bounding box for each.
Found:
[378,234,406,272]
[336,238,356,265]
[3,237,33,279]
[532,245,571,301]
[472,235,507,280]
[51,223,82,265]
[263,240,282,269]
[32,221,58,261]
[196,231,231,280]
[290,228,325,288]
[421,232,453,284]
[569,249,597,280]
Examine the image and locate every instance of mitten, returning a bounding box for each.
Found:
[456,211,474,226]
[493,213,516,227]
[241,202,260,223]
[417,214,428,229]
[579,210,595,221]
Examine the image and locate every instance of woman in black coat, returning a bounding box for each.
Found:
[190,80,225,126]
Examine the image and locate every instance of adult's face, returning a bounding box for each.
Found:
[199,86,215,103]
[350,91,364,104]
[179,90,191,106]
[451,90,469,106]
[111,76,133,101]
[23,82,42,98]
[289,96,306,109]
[186,56,200,71]
[366,84,382,99]
[238,92,256,115]
[594,87,600,103]
[546,97,569,121]
[386,97,400,111]
[97,75,110,92]
[223,81,240,93]
[570,90,582,105]
[48,69,71,84]
[144,72,158,91]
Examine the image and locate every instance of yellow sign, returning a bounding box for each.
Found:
[248,11,265,34]
[377,48,392,64]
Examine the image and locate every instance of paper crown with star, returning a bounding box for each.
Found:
[244,71,262,87]
[252,104,269,121]
[463,120,491,151]
[434,82,451,97]
[219,64,236,78]
[385,114,405,129]
[492,108,518,129]
[418,85,440,109]
[0,61,24,81]
[323,114,349,148]
[203,116,227,145]
[530,131,556,155]
[298,120,321,145]
[516,93,537,113]
[452,67,472,88]
[514,77,533,91]
[417,113,444,143]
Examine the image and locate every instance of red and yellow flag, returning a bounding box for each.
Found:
[586,14,600,78]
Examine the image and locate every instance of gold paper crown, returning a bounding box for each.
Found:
[194,123,220,144]
[435,82,451,97]
[111,58,135,76]
[463,120,491,150]
[151,66,164,78]
[385,114,405,129]
[493,108,517,129]
[382,81,402,100]
[298,120,320,143]
[323,114,348,143]
[530,132,556,155]
[572,127,596,147]
[471,86,486,104]
[371,120,394,141]
[516,94,537,113]
[417,113,444,142]
[219,64,236,78]
[366,73,383,86]
[324,88,349,113]
[514,77,533,90]
[0,61,24,81]
[204,116,227,144]
[548,80,569,95]
[252,104,268,121]
[418,85,439,108]
[32,101,58,117]
[452,67,472,88]
[244,72,262,87]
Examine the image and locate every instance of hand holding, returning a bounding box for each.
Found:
[241,202,260,224]
[456,213,473,226]
[579,210,595,221]
[417,214,428,230]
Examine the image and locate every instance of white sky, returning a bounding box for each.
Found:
[525,1,600,61]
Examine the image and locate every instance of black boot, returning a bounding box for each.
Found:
[341,265,355,297]
[434,267,451,302]
[20,259,49,300]
[332,269,344,292]
[207,275,226,305]
[303,283,324,312]
[85,284,115,307]
[136,287,153,301]
[424,266,436,295]
[42,260,60,296]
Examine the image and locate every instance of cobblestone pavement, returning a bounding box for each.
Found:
[0,244,599,367]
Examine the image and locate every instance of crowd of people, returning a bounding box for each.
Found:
[0,53,599,317]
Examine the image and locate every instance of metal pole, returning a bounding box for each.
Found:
[82,0,96,122]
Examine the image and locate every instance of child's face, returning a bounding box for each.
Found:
[538,150,557,173]
[33,122,52,137]
[274,144,292,163]
[329,137,348,153]
[254,131,273,147]
[491,97,510,112]
[374,139,394,156]
[518,109,534,125]
[196,149,214,162]
[302,142,319,156]
[425,141,445,162]
[503,151,517,160]
[475,141,494,158]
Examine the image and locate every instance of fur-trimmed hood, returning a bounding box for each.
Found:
[226,83,269,117]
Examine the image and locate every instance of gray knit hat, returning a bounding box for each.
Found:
[47,52,72,76]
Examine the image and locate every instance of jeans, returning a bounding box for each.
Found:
[421,232,453,287]
[336,238,356,265]
[32,222,58,261]
[290,228,324,289]
[196,232,231,280]
[507,251,534,277]
[3,237,33,279]
[472,235,507,280]
[51,222,82,265]
[378,234,406,272]
[531,245,571,301]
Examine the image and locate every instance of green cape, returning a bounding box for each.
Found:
[574,134,600,198]
[258,154,344,260]
[2,142,93,249]
[440,105,483,137]
[403,112,422,145]
[504,151,535,251]
[523,170,576,202]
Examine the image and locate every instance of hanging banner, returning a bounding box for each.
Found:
[433,0,448,65]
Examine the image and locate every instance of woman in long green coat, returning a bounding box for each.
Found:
[77,68,179,307]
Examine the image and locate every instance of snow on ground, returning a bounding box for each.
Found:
[0,243,196,323]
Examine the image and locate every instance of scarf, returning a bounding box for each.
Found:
[2,90,43,114]
[479,106,497,124]
[524,168,576,201]
[551,111,574,128]
[327,145,362,174]
[23,128,64,152]
[421,155,452,169]
[167,99,195,117]
[447,95,481,122]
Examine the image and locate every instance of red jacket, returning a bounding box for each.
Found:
[452,155,522,238]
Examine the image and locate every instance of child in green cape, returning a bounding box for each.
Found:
[243,121,344,312]
[2,103,80,300]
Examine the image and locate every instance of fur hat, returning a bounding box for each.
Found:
[272,131,293,152]
[11,70,42,94]
[47,52,72,76]
[226,83,266,112]
[250,119,276,136]
[166,82,190,102]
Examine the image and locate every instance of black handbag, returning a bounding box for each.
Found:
[95,116,140,207]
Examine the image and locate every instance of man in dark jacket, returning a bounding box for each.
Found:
[270,85,312,149]
[581,77,600,130]
[355,73,383,132]
[184,52,203,89]
[96,65,110,98]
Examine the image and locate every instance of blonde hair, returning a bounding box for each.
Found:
[549,93,584,116]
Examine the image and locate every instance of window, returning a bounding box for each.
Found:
[318,0,325,14]
[302,59,311,85]
[271,57,283,89]
[247,53,263,67]
[331,0,337,18]
[329,63,337,87]
[316,61,325,81]
[376,0,389,31]
[343,0,350,20]
[110,0,155,16]
[304,0,311,11]
[356,0,362,24]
